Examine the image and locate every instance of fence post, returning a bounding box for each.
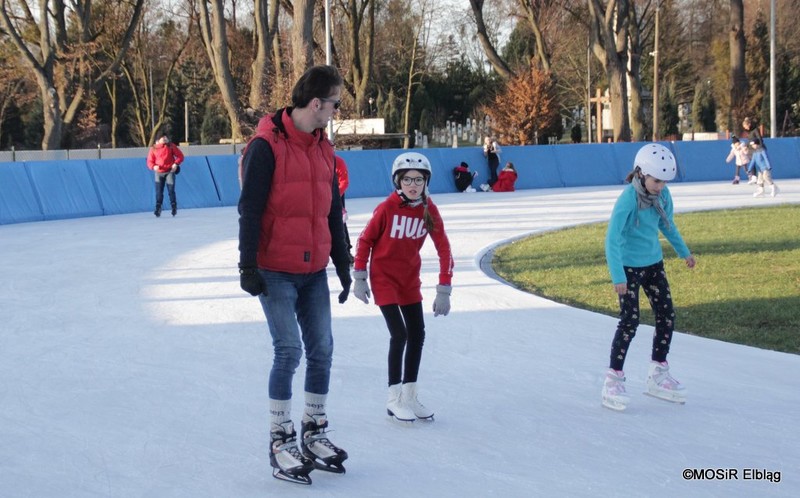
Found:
[98,144,101,159]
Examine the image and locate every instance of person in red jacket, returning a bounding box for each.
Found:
[352,152,454,423]
[237,65,352,484]
[492,161,518,192]
[335,155,354,262]
[146,134,184,217]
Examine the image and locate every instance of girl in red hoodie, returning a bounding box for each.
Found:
[353,152,454,423]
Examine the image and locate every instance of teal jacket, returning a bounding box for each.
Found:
[605,184,690,285]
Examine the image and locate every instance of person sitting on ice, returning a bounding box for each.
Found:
[491,162,518,192]
[453,161,478,192]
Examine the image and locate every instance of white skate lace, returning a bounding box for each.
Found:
[305,428,340,453]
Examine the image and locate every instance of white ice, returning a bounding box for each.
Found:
[1,180,798,497]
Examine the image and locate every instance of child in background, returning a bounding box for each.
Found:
[742,118,779,197]
[725,136,752,185]
[453,161,478,192]
[353,152,454,423]
[492,162,518,192]
[602,144,697,412]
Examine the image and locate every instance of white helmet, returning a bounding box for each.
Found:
[391,152,432,188]
[634,144,676,181]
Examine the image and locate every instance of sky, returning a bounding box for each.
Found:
[1,179,798,497]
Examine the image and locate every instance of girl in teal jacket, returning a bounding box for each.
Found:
[602,144,697,411]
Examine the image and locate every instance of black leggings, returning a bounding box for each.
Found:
[609,261,676,371]
[379,302,425,385]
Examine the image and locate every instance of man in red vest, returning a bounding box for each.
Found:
[237,65,352,485]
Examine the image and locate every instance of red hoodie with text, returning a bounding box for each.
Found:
[354,192,453,306]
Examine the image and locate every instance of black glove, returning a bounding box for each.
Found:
[337,266,352,303]
[239,264,266,296]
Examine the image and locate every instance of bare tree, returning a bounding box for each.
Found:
[198,0,243,141]
[518,0,553,72]
[292,0,316,81]
[729,0,747,129]
[339,0,376,117]
[469,0,514,79]
[627,0,656,141]
[587,0,632,142]
[249,0,279,113]
[0,0,144,150]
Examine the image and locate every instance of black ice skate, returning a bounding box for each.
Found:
[301,414,348,474]
[270,421,314,485]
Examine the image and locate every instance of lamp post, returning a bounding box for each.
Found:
[149,62,155,136]
[770,0,776,136]
[652,3,660,142]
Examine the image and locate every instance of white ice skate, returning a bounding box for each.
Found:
[402,382,434,421]
[387,384,416,423]
[645,361,687,404]
[601,369,630,411]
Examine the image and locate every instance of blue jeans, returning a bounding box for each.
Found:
[154,172,176,206]
[257,269,333,400]
[748,150,771,175]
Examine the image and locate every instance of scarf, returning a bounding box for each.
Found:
[632,176,670,230]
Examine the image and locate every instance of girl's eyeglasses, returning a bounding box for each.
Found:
[319,97,341,110]
[401,176,426,186]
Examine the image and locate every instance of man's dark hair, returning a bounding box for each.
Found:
[291,65,343,108]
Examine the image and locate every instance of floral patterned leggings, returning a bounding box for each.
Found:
[609,261,675,371]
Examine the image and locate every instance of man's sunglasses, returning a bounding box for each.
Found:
[320,97,341,110]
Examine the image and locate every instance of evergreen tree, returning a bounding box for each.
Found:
[692,80,717,132]
[659,81,679,139]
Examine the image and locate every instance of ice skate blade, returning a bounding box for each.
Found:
[272,468,312,485]
[387,414,415,425]
[644,391,686,405]
[312,460,346,474]
[386,409,415,424]
[602,397,628,411]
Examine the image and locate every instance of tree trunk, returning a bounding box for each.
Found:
[198,0,243,141]
[344,0,375,117]
[271,0,288,108]
[249,0,275,113]
[627,4,645,141]
[587,0,631,142]
[293,0,316,81]
[729,0,747,130]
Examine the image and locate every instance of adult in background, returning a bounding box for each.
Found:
[237,65,352,485]
[482,135,502,189]
[146,134,184,217]
[742,117,779,197]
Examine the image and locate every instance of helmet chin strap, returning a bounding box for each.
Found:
[398,190,423,207]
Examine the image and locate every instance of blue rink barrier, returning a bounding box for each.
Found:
[2,138,799,225]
